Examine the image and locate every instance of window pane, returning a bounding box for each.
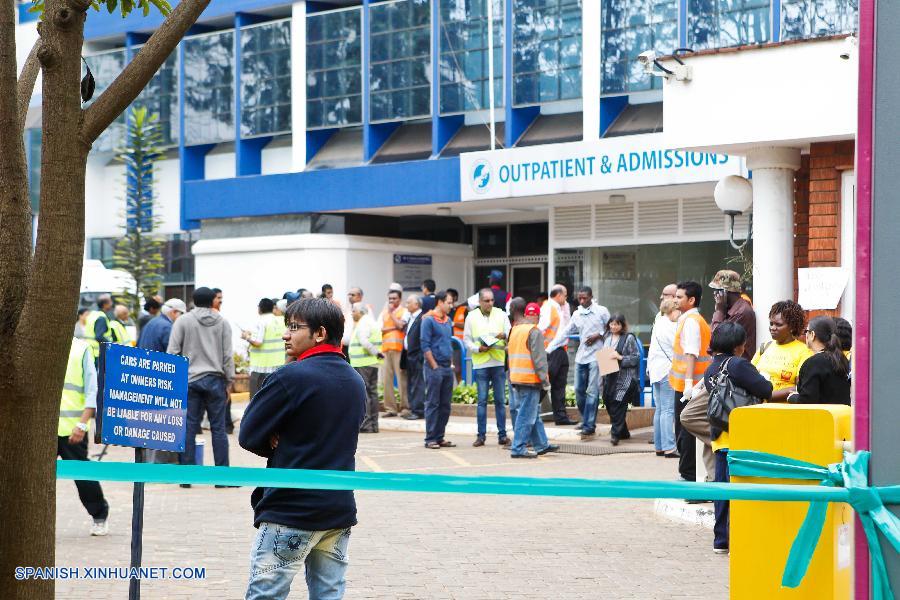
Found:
[600,0,677,96]
[510,223,549,256]
[439,0,504,115]
[307,8,363,129]
[781,0,858,40]
[369,0,432,123]
[477,226,507,258]
[688,0,771,50]
[84,49,126,152]
[242,20,292,137]
[513,0,583,106]
[184,31,235,145]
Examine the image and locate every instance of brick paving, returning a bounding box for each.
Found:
[53,428,728,599]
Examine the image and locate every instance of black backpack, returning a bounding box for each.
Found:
[707,357,763,432]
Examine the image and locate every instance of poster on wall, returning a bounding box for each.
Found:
[602,251,637,281]
[797,267,850,310]
[394,254,432,291]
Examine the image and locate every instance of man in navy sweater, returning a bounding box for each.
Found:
[420,290,456,449]
[240,298,365,600]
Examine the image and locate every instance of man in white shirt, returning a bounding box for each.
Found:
[538,284,576,425]
[547,286,610,439]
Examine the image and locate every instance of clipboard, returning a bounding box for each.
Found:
[596,347,620,376]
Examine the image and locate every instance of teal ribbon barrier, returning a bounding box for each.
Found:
[729,450,900,600]
[58,453,900,594]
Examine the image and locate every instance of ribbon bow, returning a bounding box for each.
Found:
[728,450,900,599]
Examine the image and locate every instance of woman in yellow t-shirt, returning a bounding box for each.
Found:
[751,300,813,402]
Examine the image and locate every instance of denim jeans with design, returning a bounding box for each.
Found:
[652,379,677,452]
[474,365,507,440]
[245,522,351,600]
[510,385,549,456]
[574,361,600,433]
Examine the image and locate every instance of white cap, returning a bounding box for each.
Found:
[163,298,187,313]
[276,299,288,313]
[388,282,403,293]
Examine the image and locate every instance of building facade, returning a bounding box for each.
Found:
[16,0,858,334]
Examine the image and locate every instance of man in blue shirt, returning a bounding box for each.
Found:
[420,290,455,449]
[137,298,186,353]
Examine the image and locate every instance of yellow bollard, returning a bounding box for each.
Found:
[729,404,853,599]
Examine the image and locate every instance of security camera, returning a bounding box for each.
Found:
[638,50,657,67]
[840,35,857,60]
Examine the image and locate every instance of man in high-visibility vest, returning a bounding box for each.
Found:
[109,304,133,346]
[350,303,383,433]
[242,297,287,397]
[669,280,712,483]
[379,287,409,417]
[463,288,511,447]
[538,284,576,425]
[58,337,110,536]
[83,294,113,361]
[508,303,559,459]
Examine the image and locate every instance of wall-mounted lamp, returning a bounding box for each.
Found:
[714,175,753,250]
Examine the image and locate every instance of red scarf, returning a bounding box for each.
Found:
[297,343,344,362]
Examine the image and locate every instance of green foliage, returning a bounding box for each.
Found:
[29,0,171,18]
[112,107,165,319]
[452,384,479,405]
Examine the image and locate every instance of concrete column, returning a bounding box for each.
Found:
[746,146,802,345]
[291,1,307,172]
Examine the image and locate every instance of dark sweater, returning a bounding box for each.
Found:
[790,351,851,405]
[704,354,773,400]
[238,353,366,531]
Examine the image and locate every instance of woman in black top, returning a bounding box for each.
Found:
[703,323,773,554]
[788,316,851,405]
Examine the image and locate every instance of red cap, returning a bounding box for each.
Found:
[524,302,541,316]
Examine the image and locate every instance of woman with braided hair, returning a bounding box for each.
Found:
[751,300,813,402]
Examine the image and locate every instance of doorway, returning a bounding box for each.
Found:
[511,264,545,303]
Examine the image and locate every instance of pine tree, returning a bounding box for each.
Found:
[113,106,165,318]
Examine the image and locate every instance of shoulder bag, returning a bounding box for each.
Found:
[707,357,763,432]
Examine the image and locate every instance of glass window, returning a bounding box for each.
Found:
[688,0,770,50]
[601,0,677,95]
[84,49,126,153]
[513,0,583,106]
[133,46,179,147]
[242,19,292,137]
[307,8,363,129]
[477,226,507,258]
[369,0,431,123]
[183,30,235,145]
[510,222,549,256]
[25,128,41,213]
[781,0,858,40]
[439,0,504,115]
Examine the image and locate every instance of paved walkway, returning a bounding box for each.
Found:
[55,428,728,599]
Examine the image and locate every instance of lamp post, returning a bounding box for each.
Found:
[714,175,753,250]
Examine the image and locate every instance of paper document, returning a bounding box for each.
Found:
[480,334,500,347]
[596,347,620,376]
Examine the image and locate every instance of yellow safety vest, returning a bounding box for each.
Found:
[467,308,507,366]
[349,318,382,368]
[109,319,132,346]
[84,311,111,358]
[249,314,287,369]
[508,324,541,385]
[59,338,90,436]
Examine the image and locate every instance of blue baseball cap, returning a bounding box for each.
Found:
[489,269,503,281]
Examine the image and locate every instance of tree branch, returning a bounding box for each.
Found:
[81,0,211,143]
[17,40,40,131]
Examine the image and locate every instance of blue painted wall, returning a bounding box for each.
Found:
[183,157,461,221]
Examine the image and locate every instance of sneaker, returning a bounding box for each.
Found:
[713,548,729,555]
[90,520,109,537]
[537,444,560,455]
[510,452,538,459]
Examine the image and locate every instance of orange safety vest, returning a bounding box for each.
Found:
[541,300,568,351]
[508,323,541,385]
[381,306,406,352]
[452,305,467,340]
[669,311,712,392]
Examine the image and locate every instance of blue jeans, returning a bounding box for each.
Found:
[246,522,351,600]
[714,450,730,550]
[179,374,229,466]
[652,379,677,452]
[574,361,600,434]
[510,385,549,456]
[474,365,507,440]
[424,365,454,444]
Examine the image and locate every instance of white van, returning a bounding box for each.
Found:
[80,260,139,342]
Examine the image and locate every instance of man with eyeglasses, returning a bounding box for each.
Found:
[240,298,365,599]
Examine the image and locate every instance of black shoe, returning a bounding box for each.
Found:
[215,485,239,489]
[498,437,512,447]
[537,444,560,455]
[225,426,234,435]
[665,452,680,459]
[179,484,192,489]
[511,452,538,459]
[555,418,578,426]
[403,414,422,420]
[610,437,619,446]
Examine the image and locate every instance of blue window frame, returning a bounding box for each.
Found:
[601,0,678,95]
[241,18,292,137]
[307,7,363,129]
[513,0,583,107]
[369,0,432,123]
[781,0,858,40]
[133,46,180,147]
[183,30,235,145]
[84,49,126,153]
[688,0,770,50]
[439,0,504,115]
